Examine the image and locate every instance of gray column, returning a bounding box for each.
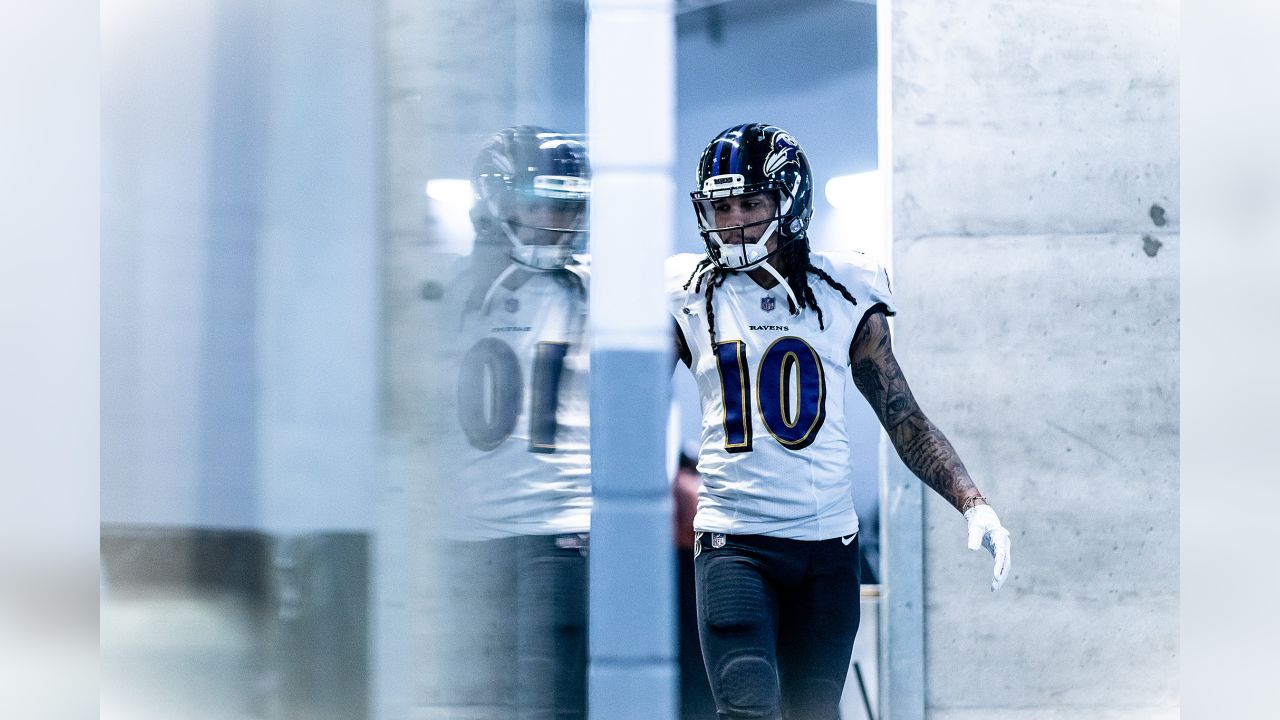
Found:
[881,453,925,720]
[587,1,678,718]
[256,2,382,718]
[878,5,928,718]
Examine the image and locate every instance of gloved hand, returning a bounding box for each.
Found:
[964,504,1011,591]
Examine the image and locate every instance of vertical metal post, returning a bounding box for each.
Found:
[881,454,925,720]
[586,1,677,718]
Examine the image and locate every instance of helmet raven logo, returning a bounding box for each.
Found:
[763,132,800,176]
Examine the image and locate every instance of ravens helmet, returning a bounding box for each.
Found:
[691,123,813,271]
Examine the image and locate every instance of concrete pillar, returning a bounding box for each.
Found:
[255,0,379,535]
[887,1,1178,718]
[587,1,678,718]
[256,2,381,718]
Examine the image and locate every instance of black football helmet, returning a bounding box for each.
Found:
[471,126,591,270]
[691,123,813,270]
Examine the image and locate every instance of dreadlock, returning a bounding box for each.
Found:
[682,237,859,348]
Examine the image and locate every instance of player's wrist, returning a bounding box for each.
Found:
[960,494,989,514]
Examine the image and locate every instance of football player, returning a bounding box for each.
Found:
[442,126,592,720]
[667,123,1012,720]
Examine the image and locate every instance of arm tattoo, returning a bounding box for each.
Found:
[850,312,982,513]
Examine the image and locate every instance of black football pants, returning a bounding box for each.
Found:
[694,532,861,720]
[448,535,588,720]
[514,534,589,720]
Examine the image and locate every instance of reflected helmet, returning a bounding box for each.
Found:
[471,126,591,270]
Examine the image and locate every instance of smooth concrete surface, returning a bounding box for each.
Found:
[381,10,520,715]
[890,0,1179,716]
[840,594,883,720]
[384,0,585,250]
[385,0,516,249]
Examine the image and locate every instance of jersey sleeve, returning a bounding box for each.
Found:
[864,261,896,319]
[665,253,709,366]
[665,253,705,303]
[665,252,706,319]
[818,251,897,334]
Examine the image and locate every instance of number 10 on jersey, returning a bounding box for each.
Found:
[715,337,827,453]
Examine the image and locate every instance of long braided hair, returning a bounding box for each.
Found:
[682,235,859,347]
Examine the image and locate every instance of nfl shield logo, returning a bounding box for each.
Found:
[504,298,520,313]
[761,296,776,312]
[711,533,727,548]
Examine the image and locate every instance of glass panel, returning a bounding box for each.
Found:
[100,2,590,718]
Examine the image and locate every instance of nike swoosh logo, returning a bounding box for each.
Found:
[841,534,856,546]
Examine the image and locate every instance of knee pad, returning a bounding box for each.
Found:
[715,651,779,717]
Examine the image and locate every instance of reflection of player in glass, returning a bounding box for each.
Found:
[668,123,1012,720]
[448,126,592,720]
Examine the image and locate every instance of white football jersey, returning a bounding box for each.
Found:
[667,251,896,541]
[441,258,592,540]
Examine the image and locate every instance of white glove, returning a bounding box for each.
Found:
[964,504,1011,591]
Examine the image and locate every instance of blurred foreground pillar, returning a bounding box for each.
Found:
[257,0,381,717]
[587,1,677,719]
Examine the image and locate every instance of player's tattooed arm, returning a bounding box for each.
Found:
[850,312,984,514]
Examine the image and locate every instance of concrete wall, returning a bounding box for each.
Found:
[889,1,1178,717]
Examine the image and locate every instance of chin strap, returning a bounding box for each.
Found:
[708,226,800,312]
[701,251,801,316]
[491,198,572,271]
[479,262,523,315]
[756,258,799,311]
[708,218,779,271]
[748,219,780,265]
